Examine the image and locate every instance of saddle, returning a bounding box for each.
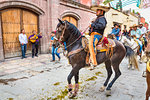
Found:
[82,36,116,53]
[82,36,115,64]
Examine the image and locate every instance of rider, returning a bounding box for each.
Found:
[139,23,147,48]
[89,6,109,66]
[131,24,143,56]
[111,24,120,40]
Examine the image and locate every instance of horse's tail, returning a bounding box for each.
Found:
[124,45,134,57]
[124,45,139,70]
[132,55,139,70]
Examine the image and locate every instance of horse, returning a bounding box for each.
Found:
[120,35,139,70]
[53,19,132,98]
[145,36,150,100]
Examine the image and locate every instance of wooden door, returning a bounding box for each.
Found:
[62,16,78,27]
[22,10,38,54]
[1,9,21,58]
[1,8,38,58]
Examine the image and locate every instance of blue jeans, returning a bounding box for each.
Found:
[115,36,119,40]
[52,46,60,61]
[93,35,103,48]
[136,39,142,53]
[21,44,27,58]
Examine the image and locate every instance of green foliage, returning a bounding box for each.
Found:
[103,0,114,5]
[132,10,135,13]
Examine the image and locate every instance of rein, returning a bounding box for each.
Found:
[55,21,83,49]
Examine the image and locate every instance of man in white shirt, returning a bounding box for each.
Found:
[139,23,147,49]
[19,29,28,59]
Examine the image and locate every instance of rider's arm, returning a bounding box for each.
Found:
[139,30,143,39]
[113,28,120,36]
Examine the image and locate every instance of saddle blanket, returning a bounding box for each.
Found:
[96,38,116,52]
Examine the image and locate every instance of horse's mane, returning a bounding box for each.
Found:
[65,21,81,37]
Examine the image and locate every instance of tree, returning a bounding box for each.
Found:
[103,0,114,7]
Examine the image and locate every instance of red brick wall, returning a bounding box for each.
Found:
[0,0,97,59]
[58,2,96,32]
[80,0,92,6]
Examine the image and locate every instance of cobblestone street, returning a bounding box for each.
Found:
[0,54,147,100]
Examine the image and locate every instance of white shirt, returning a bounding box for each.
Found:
[139,27,147,37]
[19,33,28,44]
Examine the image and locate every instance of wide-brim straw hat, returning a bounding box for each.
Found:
[139,22,144,25]
[132,24,139,27]
[90,5,110,12]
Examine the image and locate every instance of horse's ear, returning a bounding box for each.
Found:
[58,18,64,25]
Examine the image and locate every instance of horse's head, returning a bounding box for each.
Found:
[53,19,81,49]
[53,19,70,48]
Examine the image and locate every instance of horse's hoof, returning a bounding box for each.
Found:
[132,67,135,70]
[68,92,77,99]
[128,66,131,69]
[105,90,111,96]
[139,60,142,64]
[99,86,106,92]
[68,92,74,98]
[88,66,95,70]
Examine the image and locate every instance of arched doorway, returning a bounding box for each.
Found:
[1,8,38,58]
[62,16,78,27]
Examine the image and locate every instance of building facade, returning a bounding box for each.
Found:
[0,0,96,61]
[0,0,139,61]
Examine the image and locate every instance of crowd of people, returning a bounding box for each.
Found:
[110,23,148,54]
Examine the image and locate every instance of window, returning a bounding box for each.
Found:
[62,16,78,27]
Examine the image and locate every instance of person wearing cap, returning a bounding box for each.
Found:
[131,24,143,57]
[111,24,120,40]
[50,31,61,62]
[89,6,109,66]
[139,23,147,49]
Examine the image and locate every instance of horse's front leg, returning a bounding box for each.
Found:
[74,72,79,97]
[67,67,80,98]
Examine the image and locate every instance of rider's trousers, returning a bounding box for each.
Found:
[89,32,102,66]
[136,39,142,53]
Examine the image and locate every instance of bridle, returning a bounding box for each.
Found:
[54,21,82,49]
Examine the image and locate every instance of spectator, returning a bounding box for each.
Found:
[50,31,60,62]
[111,24,120,40]
[129,26,133,37]
[29,30,42,58]
[123,29,129,37]
[139,23,147,48]
[19,29,28,59]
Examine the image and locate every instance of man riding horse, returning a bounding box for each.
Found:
[131,24,143,61]
[139,23,147,50]
[89,6,109,67]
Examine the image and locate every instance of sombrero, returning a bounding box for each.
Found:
[139,22,144,25]
[132,24,138,27]
[90,5,110,12]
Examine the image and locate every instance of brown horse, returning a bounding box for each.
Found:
[146,68,150,100]
[145,40,150,100]
[53,19,133,98]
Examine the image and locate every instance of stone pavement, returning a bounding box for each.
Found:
[0,54,148,100]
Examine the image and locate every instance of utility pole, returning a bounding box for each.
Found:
[119,0,122,12]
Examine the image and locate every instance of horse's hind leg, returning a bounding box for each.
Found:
[100,60,112,92]
[106,63,121,96]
